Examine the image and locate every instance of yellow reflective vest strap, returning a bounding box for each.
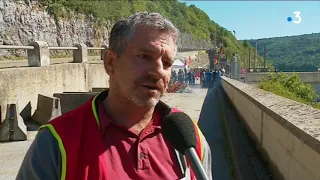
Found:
[91,94,101,130]
[192,120,204,161]
[38,124,67,180]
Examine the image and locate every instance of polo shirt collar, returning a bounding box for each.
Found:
[92,89,172,134]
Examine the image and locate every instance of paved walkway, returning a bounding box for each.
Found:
[0,85,238,180]
[198,84,233,180]
[0,131,37,180]
[0,87,208,180]
[161,85,207,122]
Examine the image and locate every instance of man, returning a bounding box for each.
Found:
[17,12,212,180]
[172,69,177,83]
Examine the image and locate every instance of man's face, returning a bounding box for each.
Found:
[109,27,176,108]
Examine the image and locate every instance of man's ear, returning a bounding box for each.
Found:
[103,49,116,75]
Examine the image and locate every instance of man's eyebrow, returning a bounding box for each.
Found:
[138,47,156,53]
[138,47,174,63]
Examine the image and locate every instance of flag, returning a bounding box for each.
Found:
[188,56,192,64]
[241,68,247,74]
[184,58,188,68]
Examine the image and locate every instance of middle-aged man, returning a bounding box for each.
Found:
[17,12,212,180]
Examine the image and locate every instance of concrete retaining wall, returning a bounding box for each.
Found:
[0,61,109,121]
[176,50,206,59]
[221,76,320,180]
[245,72,320,83]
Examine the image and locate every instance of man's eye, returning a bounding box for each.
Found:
[138,54,151,60]
[163,61,172,68]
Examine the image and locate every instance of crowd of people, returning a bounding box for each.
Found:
[171,69,196,85]
[171,67,226,88]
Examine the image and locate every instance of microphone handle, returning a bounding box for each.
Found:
[184,148,209,180]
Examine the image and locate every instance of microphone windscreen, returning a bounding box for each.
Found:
[162,112,197,154]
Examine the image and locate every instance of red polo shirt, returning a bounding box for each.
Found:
[98,102,183,180]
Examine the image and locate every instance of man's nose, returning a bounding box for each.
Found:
[148,58,166,79]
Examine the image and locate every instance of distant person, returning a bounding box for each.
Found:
[200,69,206,87]
[16,12,212,180]
[172,69,177,83]
[205,71,213,88]
[178,69,184,82]
[187,70,191,85]
[196,69,201,82]
[221,67,225,76]
[191,70,196,85]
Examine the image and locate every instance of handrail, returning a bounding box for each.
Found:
[0,46,108,51]
[48,47,78,50]
[0,42,108,67]
[0,45,34,50]
[87,47,104,50]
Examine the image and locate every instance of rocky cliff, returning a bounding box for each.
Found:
[0,0,111,57]
[0,0,209,57]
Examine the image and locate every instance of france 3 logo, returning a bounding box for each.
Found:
[287,11,302,24]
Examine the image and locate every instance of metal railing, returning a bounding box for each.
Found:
[0,41,108,67]
[0,45,34,50]
[48,47,78,50]
[87,47,104,50]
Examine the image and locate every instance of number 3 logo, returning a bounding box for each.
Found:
[293,11,302,24]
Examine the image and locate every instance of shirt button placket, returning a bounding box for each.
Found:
[137,140,149,170]
[137,140,143,170]
[139,153,145,159]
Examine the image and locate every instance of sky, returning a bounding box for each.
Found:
[180,1,320,40]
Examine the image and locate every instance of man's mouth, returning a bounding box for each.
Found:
[142,85,160,91]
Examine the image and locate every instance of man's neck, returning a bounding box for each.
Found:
[103,88,156,134]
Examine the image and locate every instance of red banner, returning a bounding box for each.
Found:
[188,56,192,64]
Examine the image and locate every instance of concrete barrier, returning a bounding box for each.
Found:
[100,45,108,61]
[31,94,61,125]
[53,92,98,114]
[91,87,107,92]
[0,62,109,122]
[176,50,206,59]
[27,41,50,67]
[0,104,27,142]
[73,43,88,63]
[221,76,320,180]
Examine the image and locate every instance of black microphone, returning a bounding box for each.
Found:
[162,112,209,180]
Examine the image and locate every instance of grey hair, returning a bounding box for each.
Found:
[109,12,180,56]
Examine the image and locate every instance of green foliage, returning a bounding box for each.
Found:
[37,0,258,67]
[246,33,320,72]
[258,73,320,109]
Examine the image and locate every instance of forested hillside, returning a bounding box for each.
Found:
[38,0,262,67]
[247,33,320,72]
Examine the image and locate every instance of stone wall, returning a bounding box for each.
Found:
[0,0,110,57]
[0,61,109,121]
[221,76,320,180]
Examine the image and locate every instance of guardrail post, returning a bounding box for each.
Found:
[101,45,108,61]
[73,43,87,63]
[27,41,50,67]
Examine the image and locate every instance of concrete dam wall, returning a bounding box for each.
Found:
[0,61,109,122]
